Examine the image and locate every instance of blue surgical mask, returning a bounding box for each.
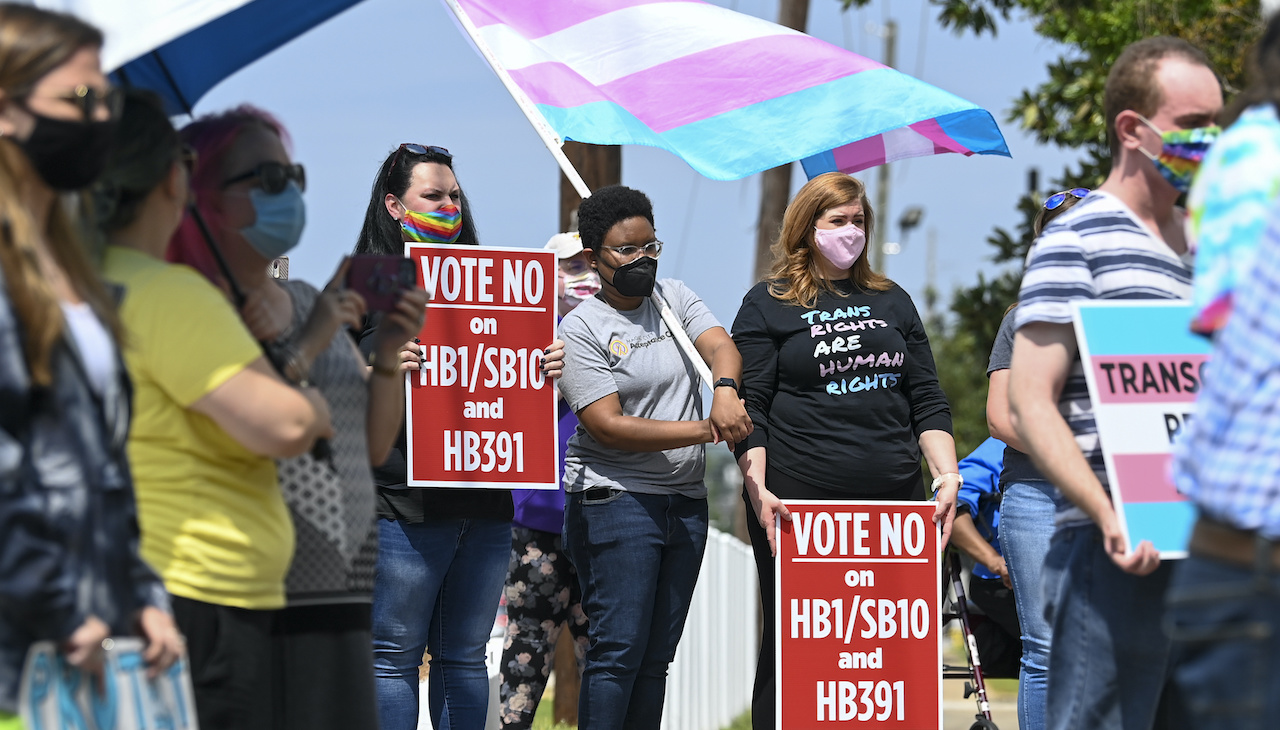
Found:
[241,180,306,258]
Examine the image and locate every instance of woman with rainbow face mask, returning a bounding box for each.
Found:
[353,144,565,730]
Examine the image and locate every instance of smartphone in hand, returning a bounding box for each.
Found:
[345,255,416,312]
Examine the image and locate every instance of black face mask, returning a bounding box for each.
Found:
[19,112,116,191]
[605,255,658,298]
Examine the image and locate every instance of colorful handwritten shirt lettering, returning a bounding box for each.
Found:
[732,280,951,494]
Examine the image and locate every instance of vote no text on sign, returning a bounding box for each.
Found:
[1072,301,1211,557]
[405,243,558,489]
[777,501,941,730]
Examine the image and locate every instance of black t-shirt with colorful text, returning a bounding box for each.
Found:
[732,279,951,494]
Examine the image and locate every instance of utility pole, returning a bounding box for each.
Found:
[925,226,938,326]
[752,0,811,283]
[870,19,897,274]
[552,141,618,728]
[559,141,621,231]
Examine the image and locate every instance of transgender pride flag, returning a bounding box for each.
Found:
[448,0,1010,180]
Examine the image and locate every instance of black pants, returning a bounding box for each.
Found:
[966,577,1023,679]
[271,603,378,730]
[171,596,276,730]
[743,467,924,730]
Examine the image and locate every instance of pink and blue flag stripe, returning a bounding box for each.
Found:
[453,0,1010,180]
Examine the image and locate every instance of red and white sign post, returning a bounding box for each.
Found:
[405,243,558,489]
[777,501,941,730]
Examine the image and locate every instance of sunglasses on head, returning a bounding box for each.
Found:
[386,143,451,185]
[221,161,307,194]
[1044,188,1090,210]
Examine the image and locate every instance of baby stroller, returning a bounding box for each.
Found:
[942,548,1017,730]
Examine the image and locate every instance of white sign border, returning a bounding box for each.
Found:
[1071,299,1192,559]
[774,499,943,730]
[404,242,560,490]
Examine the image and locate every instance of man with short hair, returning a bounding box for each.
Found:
[1007,37,1222,730]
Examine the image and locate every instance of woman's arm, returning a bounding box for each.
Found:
[738,446,792,557]
[949,514,1010,588]
[576,392,714,451]
[364,287,429,463]
[986,369,1029,452]
[190,357,332,459]
[694,326,752,451]
[919,429,960,548]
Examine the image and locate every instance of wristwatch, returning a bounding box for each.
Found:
[713,377,738,391]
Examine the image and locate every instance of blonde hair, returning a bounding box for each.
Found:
[766,172,889,308]
[0,4,119,386]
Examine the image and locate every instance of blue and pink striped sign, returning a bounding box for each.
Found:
[452,0,1010,180]
[1073,301,1212,557]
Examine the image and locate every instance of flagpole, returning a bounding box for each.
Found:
[441,0,594,199]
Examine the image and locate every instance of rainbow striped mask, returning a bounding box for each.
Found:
[401,203,462,243]
[1137,117,1220,194]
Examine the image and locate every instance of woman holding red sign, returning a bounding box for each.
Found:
[730,172,959,730]
[352,143,565,730]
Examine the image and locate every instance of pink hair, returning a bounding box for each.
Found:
[167,104,292,284]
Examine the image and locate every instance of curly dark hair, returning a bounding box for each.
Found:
[354,144,479,255]
[576,185,654,251]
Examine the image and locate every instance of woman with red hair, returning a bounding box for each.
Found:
[168,105,427,730]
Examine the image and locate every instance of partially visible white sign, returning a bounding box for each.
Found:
[19,638,198,730]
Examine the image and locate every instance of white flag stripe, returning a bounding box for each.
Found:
[477,1,800,85]
[1095,402,1188,455]
[36,0,254,71]
[882,126,935,162]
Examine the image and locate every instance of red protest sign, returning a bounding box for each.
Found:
[777,501,941,730]
[405,243,558,489]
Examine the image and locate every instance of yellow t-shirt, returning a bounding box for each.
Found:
[104,246,294,610]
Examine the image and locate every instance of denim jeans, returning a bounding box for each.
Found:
[1165,553,1280,730]
[371,516,512,730]
[564,489,708,730]
[999,479,1056,730]
[1041,524,1174,730]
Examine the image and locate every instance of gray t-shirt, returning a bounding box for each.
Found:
[987,309,1043,485]
[559,279,720,497]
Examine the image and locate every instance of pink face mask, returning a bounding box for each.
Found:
[813,224,866,270]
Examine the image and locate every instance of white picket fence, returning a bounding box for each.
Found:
[662,526,759,730]
[419,526,759,730]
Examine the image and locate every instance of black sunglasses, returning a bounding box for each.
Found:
[221,161,306,194]
[1043,188,1090,210]
[25,84,123,122]
[385,143,451,186]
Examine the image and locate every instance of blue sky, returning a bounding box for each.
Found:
[193,0,1082,329]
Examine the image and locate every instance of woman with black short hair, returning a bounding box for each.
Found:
[558,184,752,729]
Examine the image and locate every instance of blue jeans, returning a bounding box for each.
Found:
[1041,524,1174,730]
[1165,553,1280,730]
[999,479,1056,730]
[564,489,708,730]
[371,517,511,730]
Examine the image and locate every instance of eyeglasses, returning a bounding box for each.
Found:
[25,84,123,122]
[221,161,307,194]
[602,241,663,259]
[386,143,452,187]
[1043,188,1090,210]
[560,258,591,276]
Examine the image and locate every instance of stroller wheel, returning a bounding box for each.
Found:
[969,721,999,730]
